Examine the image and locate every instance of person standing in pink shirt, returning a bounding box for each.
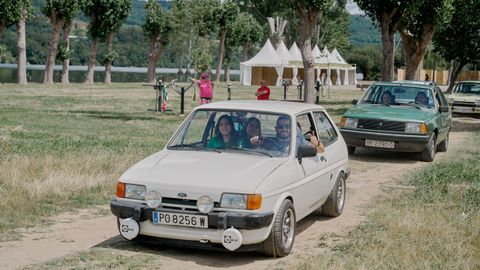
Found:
[255,80,270,100]
[191,72,214,104]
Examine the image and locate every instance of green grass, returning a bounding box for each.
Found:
[308,133,480,269]
[0,82,361,239]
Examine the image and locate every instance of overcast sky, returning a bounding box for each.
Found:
[346,0,363,15]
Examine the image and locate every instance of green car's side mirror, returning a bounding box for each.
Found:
[439,106,449,113]
[352,99,358,105]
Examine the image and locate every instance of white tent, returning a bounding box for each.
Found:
[240,39,284,86]
[275,40,297,85]
[314,47,356,86]
[288,42,303,85]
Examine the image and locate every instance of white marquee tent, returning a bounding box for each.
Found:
[240,39,283,86]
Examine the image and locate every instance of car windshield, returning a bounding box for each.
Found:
[453,82,480,95]
[167,110,292,157]
[359,84,434,108]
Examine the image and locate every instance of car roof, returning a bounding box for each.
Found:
[196,100,326,115]
[393,80,437,87]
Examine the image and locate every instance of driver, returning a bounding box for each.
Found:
[251,116,324,154]
[415,91,428,105]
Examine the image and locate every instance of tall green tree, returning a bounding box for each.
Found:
[316,0,350,51]
[58,2,81,84]
[433,0,480,92]
[213,0,239,82]
[345,45,382,80]
[293,0,333,104]
[143,0,172,83]
[42,0,81,84]
[0,1,23,32]
[230,12,263,62]
[355,0,413,81]
[399,0,454,80]
[83,0,131,84]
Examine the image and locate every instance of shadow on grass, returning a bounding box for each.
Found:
[451,115,480,132]
[68,110,162,121]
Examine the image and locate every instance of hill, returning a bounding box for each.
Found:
[349,15,381,46]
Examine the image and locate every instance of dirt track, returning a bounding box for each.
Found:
[0,116,478,270]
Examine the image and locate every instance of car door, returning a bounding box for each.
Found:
[293,112,330,215]
[435,88,451,141]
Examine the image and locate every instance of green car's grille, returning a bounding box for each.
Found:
[452,101,477,108]
[358,119,405,131]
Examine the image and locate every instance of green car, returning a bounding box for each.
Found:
[340,81,451,162]
[447,81,480,114]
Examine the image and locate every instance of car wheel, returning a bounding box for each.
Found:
[420,134,436,162]
[263,199,295,257]
[347,146,355,155]
[321,172,346,217]
[437,132,449,152]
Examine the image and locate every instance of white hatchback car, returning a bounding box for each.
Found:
[111,100,350,257]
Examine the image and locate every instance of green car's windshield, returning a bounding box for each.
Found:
[453,82,480,95]
[167,110,292,157]
[359,85,434,109]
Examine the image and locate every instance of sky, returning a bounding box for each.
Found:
[346,0,363,15]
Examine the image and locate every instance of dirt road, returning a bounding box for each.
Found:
[0,117,477,270]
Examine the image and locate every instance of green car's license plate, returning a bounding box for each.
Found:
[365,139,394,149]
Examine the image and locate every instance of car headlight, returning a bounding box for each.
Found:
[124,183,146,200]
[197,196,214,213]
[220,193,262,210]
[447,98,454,104]
[340,117,358,129]
[475,100,480,106]
[145,191,162,208]
[405,122,428,134]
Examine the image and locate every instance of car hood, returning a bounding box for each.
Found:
[344,104,435,122]
[448,93,480,102]
[120,150,286,199]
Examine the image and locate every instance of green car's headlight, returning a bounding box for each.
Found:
[340,117,358,128]
[125,184,146,200]
[405,122,427,134]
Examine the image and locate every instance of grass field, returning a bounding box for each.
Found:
[0,82,360,240]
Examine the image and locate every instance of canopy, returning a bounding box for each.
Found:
[240,39,284,86]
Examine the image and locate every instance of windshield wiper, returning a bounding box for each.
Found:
[403,103,422,110]
[224,146,273,157]
[169,144,221,153]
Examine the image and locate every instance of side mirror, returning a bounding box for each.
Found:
[439,106,449,113]
[352,99,358,105]
[297,144,317,160]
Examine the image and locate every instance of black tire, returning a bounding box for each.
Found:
[347,146,356,155]
[420,134,436,162]
[322,173,346,217]
[263,200,295,257]
[437,132,449,152]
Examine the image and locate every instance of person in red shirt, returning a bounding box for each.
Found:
[255,80,270,100]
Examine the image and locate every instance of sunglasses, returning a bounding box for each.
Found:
[276,125,290,129]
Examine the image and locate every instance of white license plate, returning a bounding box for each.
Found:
[152,211,208,228]
[455,107,473,112]
[365,139,395,149]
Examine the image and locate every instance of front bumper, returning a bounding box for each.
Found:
[450,105,480,114]
[340,128,430,152]
[110,199,274,230]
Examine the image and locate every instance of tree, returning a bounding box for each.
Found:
[0,0,32,84]
[42,0,81,84]
[355,0,413,81]
[399,0,454,80]
[58,2,81,84]
[345,45,382,80]
[293,0,333,104]
[433,0,480,92]
[316,0,350,51]
[83,0,131,84]
[213,0,239,82]
[143,0,172,83]
[230,12,263,62]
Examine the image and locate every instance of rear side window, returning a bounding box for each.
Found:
[313,112,337,147]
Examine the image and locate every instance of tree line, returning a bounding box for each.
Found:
[1,0,479,98]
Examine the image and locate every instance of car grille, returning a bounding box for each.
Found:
[357,118,405,131]
[161,197,220,210]
[452,101,477,108]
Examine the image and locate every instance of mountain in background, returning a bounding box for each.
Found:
[349,15,381,46]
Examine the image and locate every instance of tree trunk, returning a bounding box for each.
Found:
[85,38,98,84]
[16,9,27,85]
[400,26,434,80]
[61,22,73,84]
[446,60,464,93]
[242,43,250,62]
[379,15,395,82]
[146,35,165,83]
[104,32,114,84]
[298,9,319,104]
[44,17,65,84]
[215,29,227,82]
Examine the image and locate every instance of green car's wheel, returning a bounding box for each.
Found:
[420,134,436,162]
[437,132,449,152]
